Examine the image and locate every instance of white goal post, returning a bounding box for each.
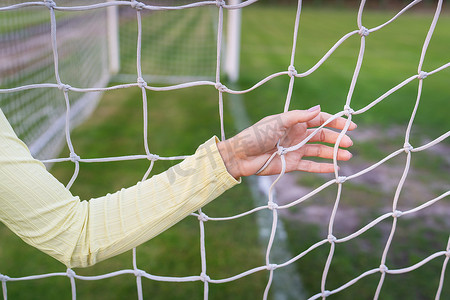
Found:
[225,0,241,83]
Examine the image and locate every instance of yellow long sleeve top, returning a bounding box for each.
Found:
[0,109,240,268]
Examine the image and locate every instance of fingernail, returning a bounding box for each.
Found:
[308,105,321,112]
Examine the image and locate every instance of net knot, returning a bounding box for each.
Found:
[70,152,80,162]
[0,274,10,281]
[392,210,403,218]
[58,84,71,92]
[197,212,209,222]
[200,272,210,282]
[418,71,428,80]
[403,142,413,153]
[134,269,146,277]
[322,290,331,297]
[267,201,278,210]
[446,250,450,258]
[216,0,226,7]
[66,268,76,278]
[277,145,288,156]
[288,65,297,77]
[343,105,354,116]
[147,153,159,161]
[379,264,388,273]
[44,0,56,9]
[215,82,227,92]
[267,263,278,271]
[327,234,337,243]
[137,77,147,88]
[131,0,145,10]
[336,176,347,184]
[358,26,370,37]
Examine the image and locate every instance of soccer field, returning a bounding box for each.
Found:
[0,3,449,300]
[238,5,450,299]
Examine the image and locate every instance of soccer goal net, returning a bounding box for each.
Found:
[116,0,218,84]
[0,0,110,161]
[0,0,449,299]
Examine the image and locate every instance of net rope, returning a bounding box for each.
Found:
[117,0,218,84]
[0,0,109,161]
[0,0,449,299]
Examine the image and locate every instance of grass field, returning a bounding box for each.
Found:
[238,5,450,300]
[1,3,449,300]
[0,86,267,299]
[119,7,217,79]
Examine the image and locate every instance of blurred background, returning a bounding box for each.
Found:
[0,0,449,299]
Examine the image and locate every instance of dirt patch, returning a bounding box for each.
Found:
[267,125,450,238]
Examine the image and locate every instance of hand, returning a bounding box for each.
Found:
[217,106,357,179]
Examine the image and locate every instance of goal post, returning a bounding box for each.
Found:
[225,0,242,83]
[107,0,120,74]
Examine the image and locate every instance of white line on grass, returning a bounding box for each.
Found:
[227,82,305,300]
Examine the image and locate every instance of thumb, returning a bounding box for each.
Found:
[281,105,321,128]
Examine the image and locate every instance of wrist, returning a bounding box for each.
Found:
[217,139,242,180]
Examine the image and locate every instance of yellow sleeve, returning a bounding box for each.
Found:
[0,109,240,268]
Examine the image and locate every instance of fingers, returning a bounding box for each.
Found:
[256,153,346,175]
[257,144,351,175]
[246,108,321,150]
[297,160,337,173]
[306,128,353,147]
[279,107,321,129]
[302,144,352,161]
[235,108,358,177]
[307,112,357,131]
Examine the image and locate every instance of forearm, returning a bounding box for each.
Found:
[79,137,239,267]
[0,110,239,268]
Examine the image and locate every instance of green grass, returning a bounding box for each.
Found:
[0,86,267,299]
[236,5,450,299]
[0,8,49,35]
[284,219,449,300]
[239,5,450,132]
[1,4,449,300]
[119,8,216,78]
[0,7,88,35]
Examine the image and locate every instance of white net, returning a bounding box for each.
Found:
[0,0,110,161]
[0,0,449,299]
[116,0,218,83]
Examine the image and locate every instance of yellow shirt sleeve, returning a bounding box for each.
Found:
[0,109,240,268]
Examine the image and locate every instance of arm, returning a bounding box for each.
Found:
[0,106,355,268]
[0,110,238,268]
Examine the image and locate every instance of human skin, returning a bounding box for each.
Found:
[217,106,356,179]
